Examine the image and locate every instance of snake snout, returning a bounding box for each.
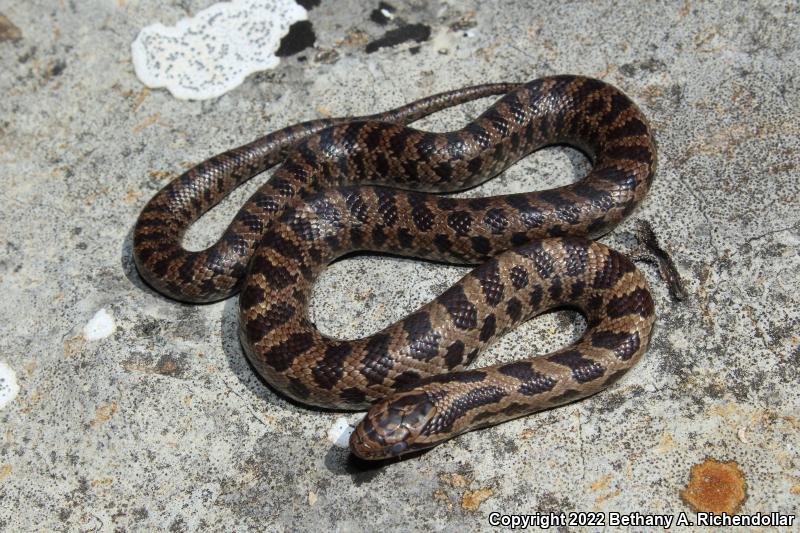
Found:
[349,391,437,460]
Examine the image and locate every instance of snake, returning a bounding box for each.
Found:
[133,75,657,460]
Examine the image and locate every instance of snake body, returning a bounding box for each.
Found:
[134,76,657,460]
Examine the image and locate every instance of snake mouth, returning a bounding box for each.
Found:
[349,391,437,460]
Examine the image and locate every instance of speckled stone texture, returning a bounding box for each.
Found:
[0,0,797,530]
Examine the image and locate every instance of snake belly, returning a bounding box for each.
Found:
[133,76,657,460]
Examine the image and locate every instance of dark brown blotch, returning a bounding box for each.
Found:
[397,227,414,248]
[251,254,297,290]
[606,287,655,319]
[479,314,496,342]
[408,193,435,231]
[467,197,490,211]
[447,210,473,236]
[393,370,422,390]
[591,330,641,361]
[548,277,563,300]
[360,334,393,386]
[570,279,585,299]
[548,349,605,383]
[436,197,458,210]
[444,341,465,369]
[605,144,653,165]
[424,385,506,435]
[252,191,283,213]
[288,215,318,241]
[497,362,557,396]
[506,297,523,322]
[438,285,478,330]
[562,239,590,276]
[572,183,614,212]
[421,370,487,385]
[239,284,265,311]
[312,344,353,390]
[474,259,504,306]
[371,225,388,247]
[402,311,442,361]
[389,128,414,157]
[266,230,304,261]
[345,191,370,223]
[517,241,556,278]
[471,236,492,256]
[309,196,342,226]
[484,208,509,234]
[245,302,295,342]
[510,265,529,289]
[529,285,544,309]
[260,332,315,372]
[592,251,636,290]
[349,226,363,247]
[433,233,451,253]
[377,189,398,227]
[339,387,367,404]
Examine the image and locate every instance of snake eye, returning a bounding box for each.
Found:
[390,442,408,455]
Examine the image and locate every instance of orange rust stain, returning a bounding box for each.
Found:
[336,30,369,47]
[595,488,621,505]
[461,488,493,512]
[439,472,470,488]
[63,335,85,357]
[681,458,747,514]
[132,87,150,112]
[123,188,143,204]
[433,489,453,510]
[133,113,161,133]
[590,474,613,492]
[95,402,118,423]
[148,170,175,182]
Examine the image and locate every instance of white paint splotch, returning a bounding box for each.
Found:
[83,309,116,341]
[131,0,307,100]
[0,362,20,409]
[327,416,355,448]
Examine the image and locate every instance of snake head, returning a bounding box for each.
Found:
[349,390,438,460]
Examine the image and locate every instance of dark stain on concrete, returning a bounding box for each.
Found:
[620,58,668,77]
[122,352,186,378]
[0,13,22,42]
[295,0,320,9]
[49,58,66,77]
[366,23,431,53]
[276,20,316,57]
[370,2,396,25]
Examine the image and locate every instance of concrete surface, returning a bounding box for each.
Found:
[1,0,798,531]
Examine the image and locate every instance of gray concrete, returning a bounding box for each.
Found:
[1,0,798,531]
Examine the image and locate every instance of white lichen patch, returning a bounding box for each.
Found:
[0,362,20,409]
[83,308,116,341]
[327,416,355,448]
[131,0,307,100]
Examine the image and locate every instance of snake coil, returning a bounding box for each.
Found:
[134,76,657,460]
